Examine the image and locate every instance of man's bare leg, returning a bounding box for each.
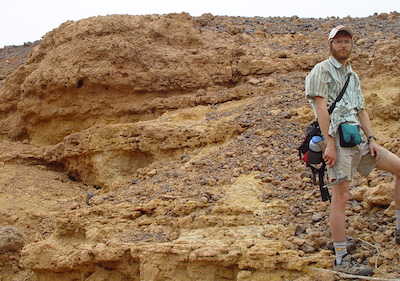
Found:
[329,180,350,264]
[330,180,350,242]
[375,150,400,243]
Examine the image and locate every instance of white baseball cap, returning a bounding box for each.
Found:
[328,25,353,41]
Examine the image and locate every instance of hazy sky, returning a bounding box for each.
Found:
[1,0,398,47]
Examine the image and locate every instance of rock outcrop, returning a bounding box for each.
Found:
[0,12,399,281]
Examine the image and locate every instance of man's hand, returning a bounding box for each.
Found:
[323,141,337,168]
[369,139,381,161]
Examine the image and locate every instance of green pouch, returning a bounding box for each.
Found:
[338,124,361,147]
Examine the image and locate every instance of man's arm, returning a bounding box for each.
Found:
[315,96,336,167]
[357,109,381,159]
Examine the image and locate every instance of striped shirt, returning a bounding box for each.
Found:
[305,56,364,137]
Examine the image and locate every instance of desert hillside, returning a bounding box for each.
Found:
[0,12,399,281]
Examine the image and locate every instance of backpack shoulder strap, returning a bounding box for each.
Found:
[308,163,330,202]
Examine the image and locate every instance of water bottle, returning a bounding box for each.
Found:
[309,136,323,152]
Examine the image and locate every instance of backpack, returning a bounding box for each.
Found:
[298,73,352,202]
[298,121,322,164]
[297,121,330,201]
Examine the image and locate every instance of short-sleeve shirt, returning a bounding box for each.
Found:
[305,56,364,137]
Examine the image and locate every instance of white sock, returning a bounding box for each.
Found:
[396,209,400,230]
[333,241,347,265]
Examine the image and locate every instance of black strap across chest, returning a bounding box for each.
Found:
[327,73,352,115]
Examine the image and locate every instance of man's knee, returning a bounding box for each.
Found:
[331,181,350,207]
[334,191,350,207]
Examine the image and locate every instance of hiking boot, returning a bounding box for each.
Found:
[333,254,373,276]
[395,229,400,245]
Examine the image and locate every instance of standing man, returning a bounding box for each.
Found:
[305,25,400,276]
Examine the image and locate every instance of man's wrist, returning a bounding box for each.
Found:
[368,135,377,142]
[325,135,335,144]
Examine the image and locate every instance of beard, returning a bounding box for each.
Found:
[330,46,352,62]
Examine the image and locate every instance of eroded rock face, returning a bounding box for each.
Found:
[0,12,399,281]
[45,112,245,187]
[0,13,278,146]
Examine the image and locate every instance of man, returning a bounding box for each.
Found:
[305,25,400,276]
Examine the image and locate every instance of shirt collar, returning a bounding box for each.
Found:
[329,56,344,68]
[329,56,352,73]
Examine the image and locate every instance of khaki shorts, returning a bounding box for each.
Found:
[327,134,388,183]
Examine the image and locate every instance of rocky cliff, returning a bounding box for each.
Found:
[0,12,399,281]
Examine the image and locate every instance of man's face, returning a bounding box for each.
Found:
[329,33,353,62]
